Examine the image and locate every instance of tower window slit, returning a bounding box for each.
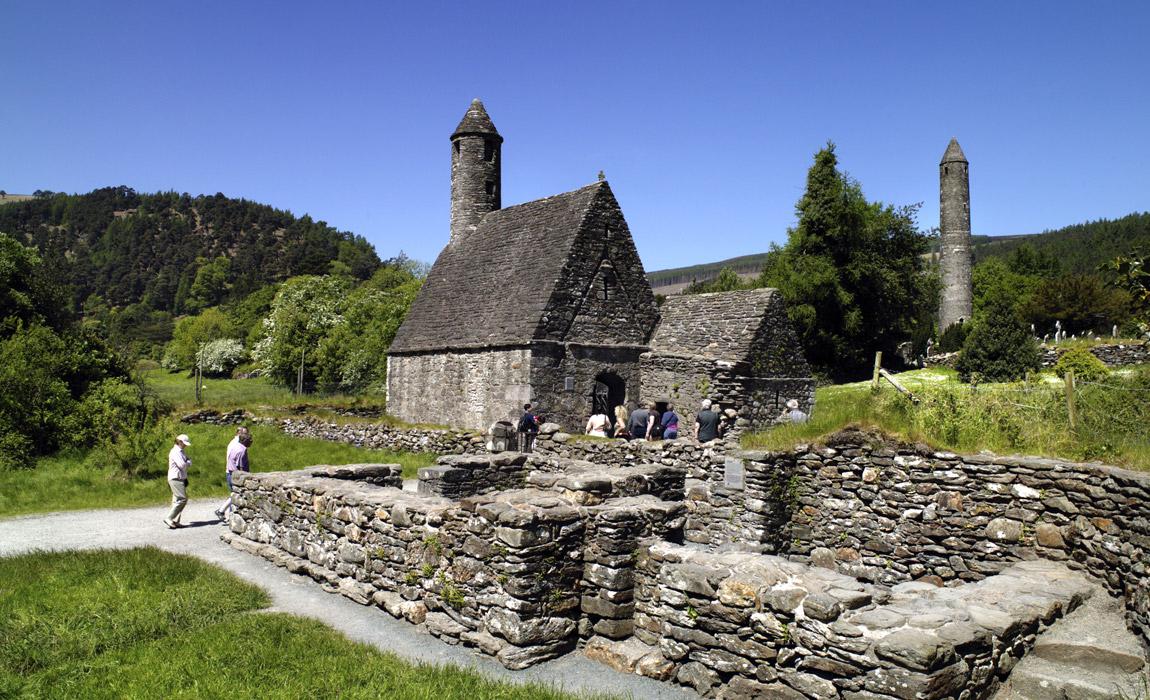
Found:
[483,140,494,162]
[485,181,495,196]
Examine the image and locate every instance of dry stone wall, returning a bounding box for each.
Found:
[622,542,1094,699]
[690,429,1150,644]
[927,341,1150,369]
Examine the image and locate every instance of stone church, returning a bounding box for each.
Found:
[387,100,812,432]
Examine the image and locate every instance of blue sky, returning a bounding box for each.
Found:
[3,2,1148,272]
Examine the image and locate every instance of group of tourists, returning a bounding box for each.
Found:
[163,425,252,530]
[587,396,808,444]
[581,398,714,443]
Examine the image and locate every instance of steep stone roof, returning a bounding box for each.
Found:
[648,288,784,361]
[390,182,607,353]
[452,99,502,142]
[941,138,967,164]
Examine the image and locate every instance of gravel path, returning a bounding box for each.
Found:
[0,499,694,700]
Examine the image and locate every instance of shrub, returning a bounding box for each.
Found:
[937,322,969,353]
[200,338,246,377]
[955,294,1041,383]
[1053,347,1109,383]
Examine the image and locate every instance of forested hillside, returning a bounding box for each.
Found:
[972,212,1150,272]
[0,187,381,313]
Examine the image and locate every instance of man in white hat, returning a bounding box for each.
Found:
[778,399,809,424]
[164,434,192,529]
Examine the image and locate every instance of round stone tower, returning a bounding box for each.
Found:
[450,99,502,245]
[938,138,972,332]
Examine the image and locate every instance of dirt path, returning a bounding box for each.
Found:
[0,499,693,700]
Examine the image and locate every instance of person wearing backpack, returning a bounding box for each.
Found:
[518,403,539,452]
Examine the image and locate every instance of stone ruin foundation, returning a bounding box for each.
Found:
[222,431,1150,698]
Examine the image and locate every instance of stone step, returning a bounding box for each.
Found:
[995,654,1147,700]
[1031,594,1145,674]
[995,592,1149,700]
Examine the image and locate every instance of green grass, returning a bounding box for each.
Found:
[0,548,612,700]
[140,369,455,428]
[0,423,437,518]
[745,366,1150,470]
[141,368,387,413]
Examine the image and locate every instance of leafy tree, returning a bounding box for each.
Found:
[184,256,231,313]
[162,308,236,371]
[252,275,352,389]
[1019,274,1132,336]
[758,143,934,379]
[955,289,1040,383]
[199,338,246,377]
[971,258,1041,322]
[1101,252,1150,327]
[684,267,747,294]
[313,269,422,391]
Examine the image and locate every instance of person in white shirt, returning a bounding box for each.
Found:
[164,434,192,529]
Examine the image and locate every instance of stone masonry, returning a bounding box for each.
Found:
[938,138,973,333]
[224,423,1150,699]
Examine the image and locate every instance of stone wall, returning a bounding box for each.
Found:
[640,352,815,433]
[225,465,586,669]
[626,542,1093,699]
[385,347,532,431]
[927,342,1150,369]
[277,417,486,455]
[691,429,1150,644]
[1039,341,1150,368]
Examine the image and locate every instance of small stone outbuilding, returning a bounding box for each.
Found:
[641,289,813,431]
[387,100,812,432]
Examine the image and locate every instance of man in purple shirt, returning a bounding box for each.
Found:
[215,426,251,520]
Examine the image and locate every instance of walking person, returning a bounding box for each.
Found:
[215,426,252,520]
[694,399,721,444]
[518,403,539,452]
[613,404,631,439]
[627,402,651,442]
[164,434,192,529]
[661,403,680,440]
[585,410,610,437]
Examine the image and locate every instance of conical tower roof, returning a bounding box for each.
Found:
[940,138,967,164]
[451,99,502,142]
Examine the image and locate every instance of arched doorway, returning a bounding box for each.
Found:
[592,372,626,431]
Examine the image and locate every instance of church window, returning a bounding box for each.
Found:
[944,166,949,175]
[483,140,495,162]
[605,225,613,240]
[485,180,495,196]
[454,141,460,155]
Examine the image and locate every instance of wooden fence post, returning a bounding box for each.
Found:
[872,351,883,391]
[1066,370,1078,433]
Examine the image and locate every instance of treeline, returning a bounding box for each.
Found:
[684,146,1149,382]
[0,187,381,356]
[973,212,1150,274]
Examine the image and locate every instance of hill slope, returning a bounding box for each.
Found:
[0,186,381,312]
[647,212,1150,292]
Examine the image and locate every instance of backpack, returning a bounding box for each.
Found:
[518,413,536,432]
[649,420,665,439]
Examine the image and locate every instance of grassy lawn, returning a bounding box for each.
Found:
[745,366,1150,470]
[141,368,388,415]
[0,423,437,518]
[0,548,610,700]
